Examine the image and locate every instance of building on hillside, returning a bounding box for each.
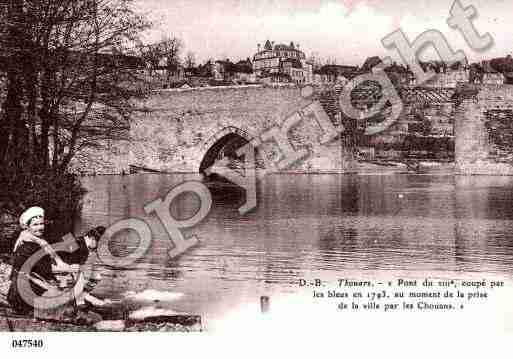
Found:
[314,64,359,85]
[212,60,233,81]
[179,62,215,87]
[483,72,505,85]
[423,69,469,88]
[151,60,185,83]
[281,58,309,84]
[313,73,326,85]
[233,59,256,83]
[289,67,307,84]
[210,58,255,83]
[252,40,313,84]
[196,61,214,78]
[423,66,504,88]
[480,62,505,85]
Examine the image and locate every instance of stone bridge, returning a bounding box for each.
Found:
[127,85,352,174]
[75,83,513,176]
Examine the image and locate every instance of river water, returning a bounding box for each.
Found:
[76,173,513,331]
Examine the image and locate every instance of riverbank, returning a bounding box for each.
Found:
[85,160,456,176]
[0,256,203,332]
[0,307,202,332]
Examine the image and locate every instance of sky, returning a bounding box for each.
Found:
[134,0,513,66]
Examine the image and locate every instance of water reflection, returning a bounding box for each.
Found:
[77,173,513,322]
[453,176,513,272]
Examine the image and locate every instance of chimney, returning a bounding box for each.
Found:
[258,44,261,52]
[297,43,300,50]
[290,41,294,49]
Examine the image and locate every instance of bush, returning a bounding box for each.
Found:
[0,165,86,252]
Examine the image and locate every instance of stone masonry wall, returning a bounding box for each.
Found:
[129,85,349,173]
[455,84,513,175]
[70,139,131,175]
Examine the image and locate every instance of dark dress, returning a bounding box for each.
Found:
[7,242,57,314]
[59,237,90,265]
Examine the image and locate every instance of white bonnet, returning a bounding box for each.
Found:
[19,206,45,229]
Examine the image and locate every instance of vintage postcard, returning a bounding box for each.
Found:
[1,0,513,356]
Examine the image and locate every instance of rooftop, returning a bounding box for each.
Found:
[259,40,304,54]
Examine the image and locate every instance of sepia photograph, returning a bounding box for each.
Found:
[1,0,513,355]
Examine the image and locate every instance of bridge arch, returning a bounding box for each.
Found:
[198,126,256,174]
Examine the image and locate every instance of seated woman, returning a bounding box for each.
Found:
[7,207,72,314]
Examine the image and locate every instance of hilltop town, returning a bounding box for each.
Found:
[140,38,513,90]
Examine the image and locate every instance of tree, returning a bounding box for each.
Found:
[197,59,213,77]
[0,0,150,232]
[1,0,150,172]
[324,57,337,66]
[140,36,183,81]
[184,51,196,69]
[0,0,26,166]
[139,41,164,76]
[158,36,183,81]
